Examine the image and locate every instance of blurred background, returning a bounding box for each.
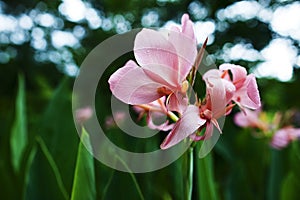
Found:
[1,0,300,199]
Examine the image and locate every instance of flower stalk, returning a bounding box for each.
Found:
[186,147,194,200]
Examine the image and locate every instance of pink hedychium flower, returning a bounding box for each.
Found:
[108,14,197,114]
[234,108,268,131]
[219,63,261,110]
[133,96,175,131]
[160,76,235,149]
[271,127,300,149]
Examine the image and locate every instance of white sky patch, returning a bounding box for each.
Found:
[163,20,215,45]
[31,27,44,39]
[162,20,178,30]
[217,1,262,22]
[19,15,33,30]
[221,43,262,62]
[113,14,131,34]
[194,21,215,45]
[64,63,79,77]
[271,2,300,41]
[51,30,79,49]
[31,38,47,50]
[58,0,86,22]
[101,18,113,31]
[36,13,55,27]
[257,7,273,23]
[10,29,28,45]
[85,8,102,29]
[141,11,159,27]
[296,56,300,68]
[0,14,17,32]
[254,38,298,81]
[115,20,131,34]
[188,1,207,20]
[73,25,85,39]
[48,50,62,64]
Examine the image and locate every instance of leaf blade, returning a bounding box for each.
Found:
[10,74,27,172]
[71,127,96,200]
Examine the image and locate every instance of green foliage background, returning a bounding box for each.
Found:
[1,0,300,199]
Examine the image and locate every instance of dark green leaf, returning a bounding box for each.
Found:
[195,144,219,200]
[280,173,300,200]
[71,127,96,200]
[25,77,78,200]
[10,74,27,173]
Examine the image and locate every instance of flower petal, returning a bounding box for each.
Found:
[219,63,247,88]
[205,77,227,118]
[134,28,179,86]
[203,69,236,104]
[233,75,261,110]
[166,91,188,114]
[108,60,163,104]
[108,59,137,91]
[246,74,261,108]
[271,128,290,149]
[203,121,214,139]
[234,109,258,127]
[147,111,174,131]
[181,14,196,41]
[160,105,206,149]
[167,14,197,81]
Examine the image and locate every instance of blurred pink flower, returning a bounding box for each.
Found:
[75,106,93,123]
[234,108,268,131]
[271,127,300,149]
[105,111,126,129]
[133,96,174,131]
[108,14,197,114]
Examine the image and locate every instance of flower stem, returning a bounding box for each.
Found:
[187,147,194,200]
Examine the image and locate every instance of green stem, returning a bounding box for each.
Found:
[187,147,194,200]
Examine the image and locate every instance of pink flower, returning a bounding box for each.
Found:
[219,63,261,110]
[75,106,93,123]
[234,108,268,131]
[271,127,300,149]
[133,97,174,131]
[105,111,126,129]
[108,14,197,114]
[160,76,230,149]
[160,105,206,149]
[202,69,236,105]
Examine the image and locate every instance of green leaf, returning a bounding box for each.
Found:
[280,172,300,200]
[71,127,96,200]
[22,145,37,199]
[25,137,69,200]
[37,137,69,199]
[195,144,219,200]
[114,154,145,200]
[25,77,78,200]
[267,149,284,200]
[10,74,27,172]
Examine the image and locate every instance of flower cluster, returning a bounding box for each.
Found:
[234,108,300,149]
[108,14,261,149]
